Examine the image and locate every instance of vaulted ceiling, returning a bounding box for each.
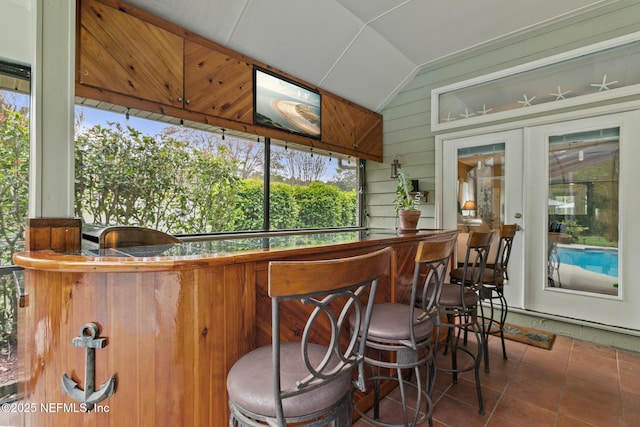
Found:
[124,0,610,112]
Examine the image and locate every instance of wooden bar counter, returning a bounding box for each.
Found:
[13,228,456,426]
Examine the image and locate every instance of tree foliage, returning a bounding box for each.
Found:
[233,178,264,230]
[294,182,348,228]
[73,122,356,233]
[269,182,299,229]
[0,103,29,347]
[276,147,329,185]
[0,107,28,261]
[75,123,242,234]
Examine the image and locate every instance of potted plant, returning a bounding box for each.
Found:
[393,169,421,232]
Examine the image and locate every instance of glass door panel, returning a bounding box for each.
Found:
[457,143,505,232]
[547,128,619,296]
[440,130,524,308]
[525,111,640,330]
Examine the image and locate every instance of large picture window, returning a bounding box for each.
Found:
[74,105,359,235]
[269,143,357,230]
[0,61,30,391]
[0,89,29,263]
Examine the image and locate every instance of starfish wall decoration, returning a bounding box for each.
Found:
[590,74,618,91]
[442,112,457,122]
[476,104,493,115]
[550,86,571,101]
[517,94,536,107]
[460,108,475,119]
[446,72,624,123]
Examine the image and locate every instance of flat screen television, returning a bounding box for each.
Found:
[253,66,321,139]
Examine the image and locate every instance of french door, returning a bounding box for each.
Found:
[525,112,640,329]
[440,111,640,329]
[440,130,525,309]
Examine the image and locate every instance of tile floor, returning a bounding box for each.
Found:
[354,332,640,427]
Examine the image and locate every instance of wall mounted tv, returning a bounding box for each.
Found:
[253,67,321,139]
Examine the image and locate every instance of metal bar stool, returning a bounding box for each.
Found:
[226,247,391,426]
[439,230,494,415]
[352,236,457,426]
[477,224,517,365]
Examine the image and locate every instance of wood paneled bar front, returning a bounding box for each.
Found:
[12,229,456,426]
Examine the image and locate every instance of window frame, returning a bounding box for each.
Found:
[431,31,640,132]
[73,104,365,237]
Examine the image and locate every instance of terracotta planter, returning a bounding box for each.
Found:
[398,209,420,232]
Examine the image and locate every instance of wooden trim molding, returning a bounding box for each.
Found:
[25,218,82,252]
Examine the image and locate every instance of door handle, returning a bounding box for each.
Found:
[513,213,523,231]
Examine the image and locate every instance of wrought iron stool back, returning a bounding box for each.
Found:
[227,247,391,426]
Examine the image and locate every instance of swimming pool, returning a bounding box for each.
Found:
[557,247,618,278]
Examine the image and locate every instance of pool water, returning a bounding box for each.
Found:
[557,247,618,278]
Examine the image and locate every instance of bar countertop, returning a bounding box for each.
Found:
[13,229,457,272]
[14,226,459,425]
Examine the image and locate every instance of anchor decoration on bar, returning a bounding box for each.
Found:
[61,323,116,411]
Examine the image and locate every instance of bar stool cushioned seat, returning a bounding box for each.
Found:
[366,303,433,341]
[227,247,391,426]
[227,343,351,418]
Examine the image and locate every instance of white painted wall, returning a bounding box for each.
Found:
[29,0,76,218]
[368,0,640,233]
[0,0,33,65]
[1,0,76,218]
[367,0,640,349]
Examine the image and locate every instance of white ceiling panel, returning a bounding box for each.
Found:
[336,0,409,23]
[321,26,417,110]
[369,0,611,66]
[225,0,362,86]
[122,0,615,112]
[126,0,248,44]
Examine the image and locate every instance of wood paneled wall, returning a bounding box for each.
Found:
[75,0,383,161]
[18,263,254,425]
[25,218,82,252]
